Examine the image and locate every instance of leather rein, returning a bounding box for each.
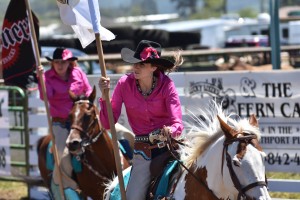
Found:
[222,133,268,200]
[167,132,268,200]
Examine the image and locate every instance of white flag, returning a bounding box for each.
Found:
[57,0,115,48]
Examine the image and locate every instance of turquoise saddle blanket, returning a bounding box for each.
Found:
[110,160,178,200]
[46,141,82,172]
[46,138,131,173]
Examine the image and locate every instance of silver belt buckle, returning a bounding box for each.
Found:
[149,129,160,144]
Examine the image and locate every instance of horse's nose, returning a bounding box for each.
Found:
[66,139,82,152]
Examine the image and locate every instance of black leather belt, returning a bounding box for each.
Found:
[135,135,150,142]
[135,129,161,143]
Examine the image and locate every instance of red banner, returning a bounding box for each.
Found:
[1,0,39,88]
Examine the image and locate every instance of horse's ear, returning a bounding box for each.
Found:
[249,114,258,127]
[88,86,96,103]
[217,115,237,139]
[69,90,78,102]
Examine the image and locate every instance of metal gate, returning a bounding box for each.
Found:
[0,85,30,196]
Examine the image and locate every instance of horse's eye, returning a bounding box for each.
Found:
[232,155,241,167]
[233,160,240,167]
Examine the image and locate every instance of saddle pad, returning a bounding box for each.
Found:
[46,141,54,171]
[51,179,83,200]
[110,169,131,200]
[108,132,133,159]
[155,160,179,198]
[46,141,82,173]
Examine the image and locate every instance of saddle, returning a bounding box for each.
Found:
[147,143,183,200]
[109,158,181,200]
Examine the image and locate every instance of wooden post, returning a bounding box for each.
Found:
[95,33,127,200]
[24,0,65,199]
[269,0,281,70]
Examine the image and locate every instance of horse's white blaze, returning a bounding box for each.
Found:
[66,108,81,144]
[225,138,271,199]
[74,108,80,120]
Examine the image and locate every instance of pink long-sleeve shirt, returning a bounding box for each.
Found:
[39,66,92,119]
[99,72,183,138]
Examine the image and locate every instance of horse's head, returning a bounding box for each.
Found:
[218,114,270,200]
[66,86,102,155]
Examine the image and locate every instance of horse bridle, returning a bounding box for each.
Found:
[222,132,268,200]
[70,100,103,154]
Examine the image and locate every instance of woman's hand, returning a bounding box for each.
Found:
[159,125,172,141]
[98,76,110,99]
[36,65,44,77]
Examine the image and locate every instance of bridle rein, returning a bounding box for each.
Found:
[168,132,268,200]
[222,132,268,200]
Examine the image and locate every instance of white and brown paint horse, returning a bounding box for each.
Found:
[104,102,271,200]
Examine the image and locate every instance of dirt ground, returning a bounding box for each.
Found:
[0,181,27,200]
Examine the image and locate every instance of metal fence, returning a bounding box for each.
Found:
[0,85,32,196]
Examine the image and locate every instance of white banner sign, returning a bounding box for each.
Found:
[0,90,11,175]
[88,70,300,172]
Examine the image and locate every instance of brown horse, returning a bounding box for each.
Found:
[37,87,130,199]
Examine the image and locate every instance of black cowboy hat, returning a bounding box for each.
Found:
[121,40,174,69]
[46,47,78,61]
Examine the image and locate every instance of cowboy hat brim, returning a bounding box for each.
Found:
[121,48,174,68]
[45,56,78,62]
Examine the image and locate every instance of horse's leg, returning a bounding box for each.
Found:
[37,135,52,188]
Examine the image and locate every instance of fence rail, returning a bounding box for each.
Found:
[40,45,300,74]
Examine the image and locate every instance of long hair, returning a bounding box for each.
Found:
[155,50,184,75]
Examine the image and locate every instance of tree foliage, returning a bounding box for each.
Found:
[280,0,300,7]
[238,8,258,18]
[171,0,198,16]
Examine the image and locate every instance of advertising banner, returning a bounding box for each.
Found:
[88,70,300,172]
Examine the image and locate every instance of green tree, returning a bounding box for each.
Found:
[238,8,258,18]
[171,0,198,16]
[189,0,226,19]
[280,0,300,7]
[131,0,157,15]
[203,0,225,13]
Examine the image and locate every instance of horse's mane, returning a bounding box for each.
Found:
[181,101,261,168]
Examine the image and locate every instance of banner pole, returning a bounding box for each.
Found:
[0,38,3,84]
[95,33,127,200]
[24,0,65,199]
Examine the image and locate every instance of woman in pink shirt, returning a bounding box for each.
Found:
[98,40,183,199]
[38,47,92,196]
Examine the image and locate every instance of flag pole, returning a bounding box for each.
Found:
[86,0,126,198]
[95,33,127,200]
[24,0,65,199]
[0,38,3,85]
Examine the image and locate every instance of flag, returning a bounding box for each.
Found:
[1,0,39,88]
[57,0,115,48]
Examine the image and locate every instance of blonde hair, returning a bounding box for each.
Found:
[167,50,184,73]
[155,50,184,74]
